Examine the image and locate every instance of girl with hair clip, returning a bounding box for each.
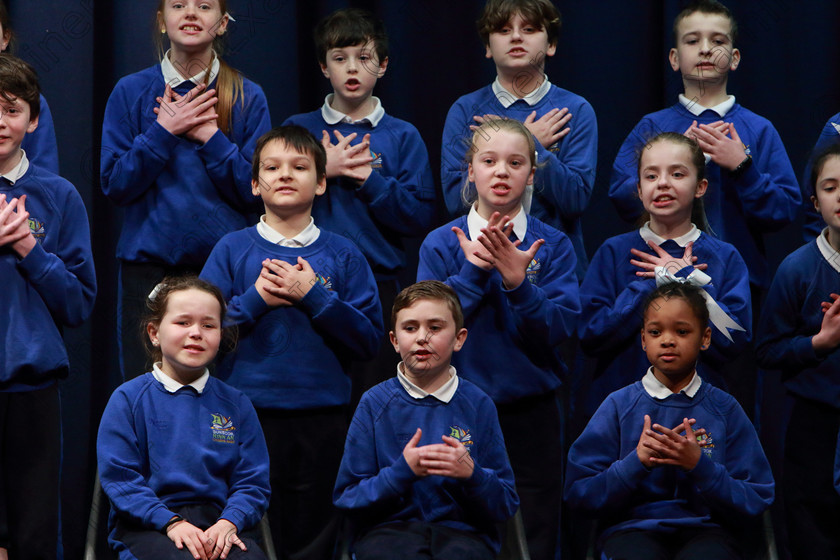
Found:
[577,132,751,420]
[418,117,580,559]
[100,0,271,381]
[97,276,270,560]
[0,0,59,173]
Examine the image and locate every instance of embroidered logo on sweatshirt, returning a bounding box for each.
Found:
[315,272,333,290]
[449,426,473,448]
[210,413,236,444]
[525,258,541,284]
[696,431,714,458]
[370,149,383,169]
[28,217,45,242]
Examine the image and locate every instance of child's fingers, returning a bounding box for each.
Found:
[405,428,422,450]
[320,130,333,147]
[524,110,537,124]
[524,239,544,259]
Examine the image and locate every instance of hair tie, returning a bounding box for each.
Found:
[653,266,745,342]
[148,283,166,301]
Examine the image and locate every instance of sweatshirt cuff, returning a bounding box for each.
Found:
[465,458,489,488]
[686,453,717,490]
[383,453,419,495]
[299,282,332,316]
[219,508,245,533]
[356,168,387,202]
[238,285,271,320]
[614,450,652,489]
[503,274,536,305]
[149,506,179,532]
[196,128,235,162]
[458,259,493,291]
[732,160,762,191]
[144,121,181,160]
[15,240,51,280]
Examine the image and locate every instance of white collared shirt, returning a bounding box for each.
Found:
[256,215,320,247]
[467,204,528,242]
[639,222,701,248]
[152,363,210,394]
[160,49,220,87]
[678,94,736,118]
[0,150,29,184]
[817,228,840,274]
[397,364,459,403]
[492,75,552,108]
[320,94,385,127]
[642,367,702,399]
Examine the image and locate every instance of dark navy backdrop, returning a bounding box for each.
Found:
[6,0,839,557]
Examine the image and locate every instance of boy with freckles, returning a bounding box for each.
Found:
[334,281,519,560]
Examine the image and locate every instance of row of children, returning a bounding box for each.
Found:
[1,0,838,557]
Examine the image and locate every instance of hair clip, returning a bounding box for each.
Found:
[226,12,236,22]
[148,283,166,301]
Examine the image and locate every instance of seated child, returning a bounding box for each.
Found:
[756,143,840,558]
[334,280,519,559]
[566,283,774,560]
[200,125,383,559]
[97,276,270,560]
[441,0,598,279]
[0,53,96,558]
[608,0,799,292]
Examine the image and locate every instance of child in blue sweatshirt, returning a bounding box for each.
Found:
[0,53,96,559]
[201,125,382,560]
[100,0,271,382]
[608,0,798,292]
[441,0,597,279]
[334,281,519,559]
[579,132,750,418]
[799,112,840,240]
[567,283,774,560]
[756,143,840,559]
[419,117,579,559]
[97,276,270,560]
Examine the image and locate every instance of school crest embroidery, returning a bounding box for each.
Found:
[525,258,541,284]
[28,217,45,242]
[369,149,383,169]
[315,272,333,290]
[696,431,714,458]
[210,413,236,444]
[449,426,473,448]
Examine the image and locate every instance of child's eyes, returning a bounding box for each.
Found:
[672,172,685,178]
[647,329,660,336]
[644,173,657,181]
[295,165,307,171]
[203,323,218,329]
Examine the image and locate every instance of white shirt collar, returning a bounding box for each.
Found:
[320,94,385,127]
[639,222,701,248]
[678,94,736,118]
[492,75,552,108]
[642,367,702,399]
[0,150,29,184]
[397,364,459,403]
[160,49,220,88]
[152,363,210,394]
[467,204,528,242]
[817,228,840,274]
[256,215,320,247]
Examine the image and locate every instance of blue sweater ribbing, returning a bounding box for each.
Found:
[608,102,800,288]
[417,215,580,403]
[578,230,751,414]
[334,377,519,553]
[756,238,840,406]
[565,381,774,542]
[440,83,598,280]
[0,164,96,391]
[100,64,271,266]
[97,373,270,548]
[200,227,383,409]
[283,109,435,278]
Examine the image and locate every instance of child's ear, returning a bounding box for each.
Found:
[485,44,493,60]
[545,42,557,58]
[251,178,262,197]
[468,162,475,184]
[812,194,820,213]
[729,48,741,71]
[527,166,535,186]
[668,48,680,72]
[453,328,468,352]
[700,326,712,351]
[315,175,327,196]
[640,327,647,350]
[26,115,38,134]
[147,322,159,347]
[215,12,229,37]
[389,331,400,353]
[320,63,330,79]
[694,178,708,198]
[377,57,389,78]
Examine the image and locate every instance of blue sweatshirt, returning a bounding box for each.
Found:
[97,373,270,548]
[1,163,96,391]
[24,94,59,174]
[334,376,519,553]
[100,64,271,266]
[800,113,840,241]
[200,227,383,409]
[283,109,436,279]
[578,229,751,415]
[756,234,840,406]
[608,102,800,288]
[417,215,580,403]
[441,83,598,279]
[565,380,774,543]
